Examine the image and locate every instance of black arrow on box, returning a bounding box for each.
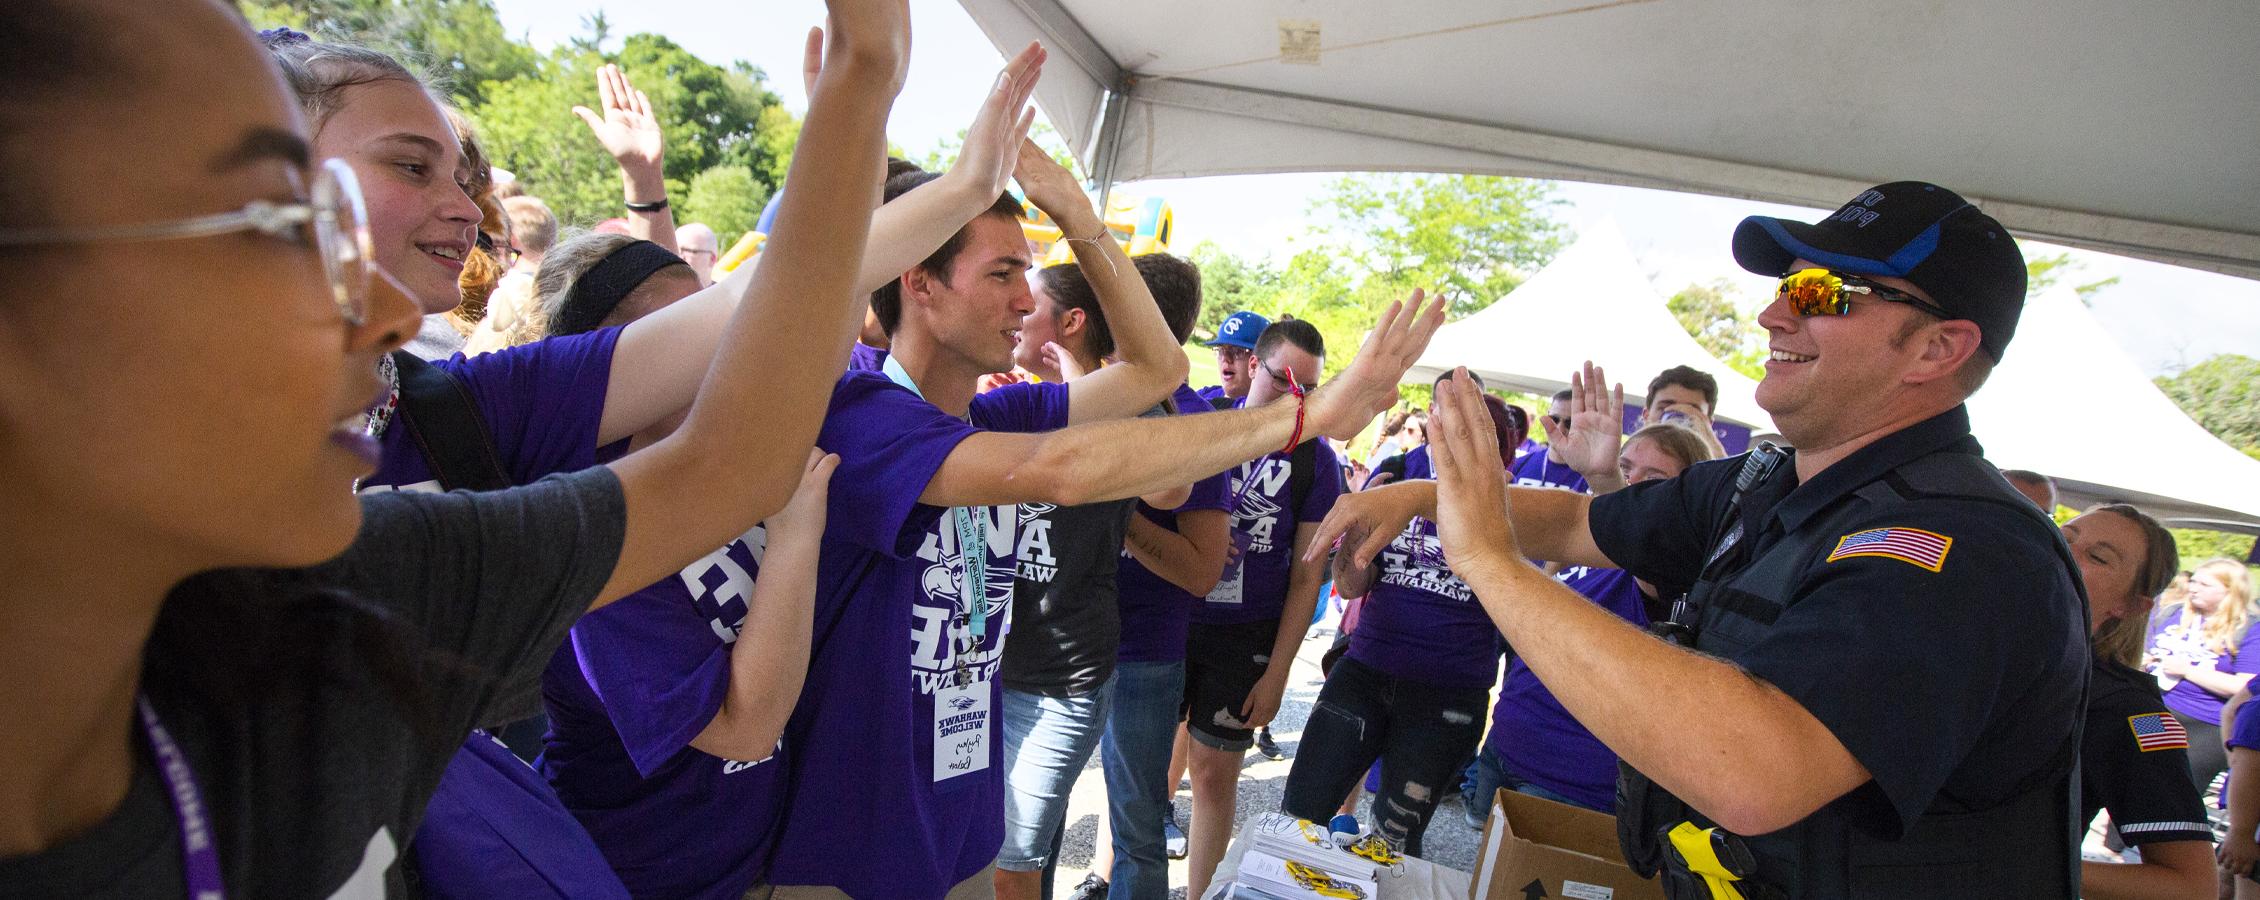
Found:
[1520,879,1549,900]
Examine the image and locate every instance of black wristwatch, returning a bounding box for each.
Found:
[625,197,669,213]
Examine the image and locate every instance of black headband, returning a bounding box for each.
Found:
[553,240,686,336]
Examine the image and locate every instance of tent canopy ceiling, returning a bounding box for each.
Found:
[957,0,2260,279]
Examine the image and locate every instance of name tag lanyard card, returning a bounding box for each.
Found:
[883,357,989,687]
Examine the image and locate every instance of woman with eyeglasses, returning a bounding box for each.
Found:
[2060,507,2214,900]
[0,0,909,893]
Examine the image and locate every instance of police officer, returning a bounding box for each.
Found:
[1315,183,2090,898]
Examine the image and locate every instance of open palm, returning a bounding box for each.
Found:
[573,64,663,169]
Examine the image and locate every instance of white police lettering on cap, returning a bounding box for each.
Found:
[1832,189,1886,228]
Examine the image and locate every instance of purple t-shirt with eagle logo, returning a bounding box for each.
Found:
[1196,438,1344,625]
[539,520,788,900]
[1345,447,1501,689]
[763,373,1069,897]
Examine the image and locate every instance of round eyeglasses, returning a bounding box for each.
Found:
[0,158,373,324]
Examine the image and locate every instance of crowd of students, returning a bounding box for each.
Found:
[4,2,2259,899]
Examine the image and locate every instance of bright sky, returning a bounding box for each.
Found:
[492,0,2260,378]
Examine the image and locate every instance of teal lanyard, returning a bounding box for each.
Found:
[880,357,990,644]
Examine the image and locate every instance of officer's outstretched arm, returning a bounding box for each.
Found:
[1427,373,1870,836]
[1307,479,1614,571]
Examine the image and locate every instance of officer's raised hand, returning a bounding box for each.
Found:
[1549,360,1628,493]
[1428,369,1522,579]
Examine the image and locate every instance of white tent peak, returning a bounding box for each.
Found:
[1970,285,2260,532]
[1405,218,1774,432]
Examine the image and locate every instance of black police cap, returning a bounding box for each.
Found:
[1732,182,2027,361]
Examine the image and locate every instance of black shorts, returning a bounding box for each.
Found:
[1182,618,1280,752]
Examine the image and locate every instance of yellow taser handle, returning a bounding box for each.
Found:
[1666,822,1748,900]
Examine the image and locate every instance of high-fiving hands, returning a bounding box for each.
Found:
[946,44,1045,203]
[1428,369,1524,582]
[1305,289,1449,440]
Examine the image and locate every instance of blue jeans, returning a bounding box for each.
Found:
[1097,660,1186,900]
[999,679,1114,871]
[1471,744,1604,813]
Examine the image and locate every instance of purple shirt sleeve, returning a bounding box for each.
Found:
[816,372,981,558]
[970,380,1072,433]
[568,539,765,777]
[437,328,621,485]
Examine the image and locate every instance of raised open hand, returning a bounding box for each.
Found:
[948,43,1044,203]
[1429,370,1521,579]
[1550,360,1625,480]
[1305,288,1448,440]
[1305,480,1428,565]
[1012,137,1091,230]
[572,64,664,172]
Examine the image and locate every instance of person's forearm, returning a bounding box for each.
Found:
[1454,554,1866,835]
[689,530,820,760]
[1266,556,1326,676]
[619,160,679,255]
[2231,750,2260,856]
[1057,200,1184,395]
[1124,511,1229,597]
[1141,485,1193,510]
[1581,467,1628,495]
[1361,480,1610,569]
[2078,854,2214,900]
[2185,667,2255,698]
[598,38,895,603]
[1003,396,1301,508]
[856,173,991,296]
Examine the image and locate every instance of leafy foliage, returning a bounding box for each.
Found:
[2024,249,2121,305]
[2156,355,2260,457]
[679,165,770,248]
[1668,279,1766,380]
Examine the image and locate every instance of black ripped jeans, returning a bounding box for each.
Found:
[1281,657,1488,857]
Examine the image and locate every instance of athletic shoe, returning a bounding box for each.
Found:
[1255,727,1287,761]
[1066,873,1110,900]
[1164,815,1189,859]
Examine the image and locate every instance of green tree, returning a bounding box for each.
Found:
[2023,249,2121,306]
[237,0,538,106]
[679,165,770,247]
[1669,279,1766,380]
[1311,173,1565,318]
[2155,354,2260,454]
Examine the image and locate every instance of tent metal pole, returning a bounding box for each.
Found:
[1087,81,1130,213]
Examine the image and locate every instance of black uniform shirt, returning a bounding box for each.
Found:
[2083,659,2212,845]
[1589,405,2089,895]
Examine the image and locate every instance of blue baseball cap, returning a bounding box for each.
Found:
[1205,311,1271,351]
[1732,182,2027,360]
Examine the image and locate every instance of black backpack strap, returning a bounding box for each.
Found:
[1288,438,1319,515]
[1208,394,1235,412]
[390,349,512,492]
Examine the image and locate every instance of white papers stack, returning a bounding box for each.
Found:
[1244,812,1381,882]
[1235,849,1381,900]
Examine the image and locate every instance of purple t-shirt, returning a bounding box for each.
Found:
[1344,448,1500,689]
[1508,446,1588,494]
[765,373,1070,897]
[539,524,786,900]
[2145,611,2260,725]
[1515,437,1542,462]
[1196,437,1344,625]
[415,735,629,900]
[1490,565,1649,812]
[361,330,621,494]
[1116,384,1235,664]
[848,341,889,373]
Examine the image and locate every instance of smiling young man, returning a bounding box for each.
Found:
[1322,183,2089,898]
[760,138,1446,896]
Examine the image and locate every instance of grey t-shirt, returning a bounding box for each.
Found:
[1000,403,1171,697]
[0,467,625,899]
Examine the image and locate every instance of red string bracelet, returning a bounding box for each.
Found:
[1280,369,1307,454]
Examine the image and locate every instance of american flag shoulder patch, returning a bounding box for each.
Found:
[2128,712,2189,752]
[1825,527,1953,572]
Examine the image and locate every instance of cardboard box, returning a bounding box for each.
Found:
[1468,790,1664,900]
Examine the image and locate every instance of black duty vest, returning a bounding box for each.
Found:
[1619,443,2086,899]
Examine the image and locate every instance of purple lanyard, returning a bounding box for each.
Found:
[138,696,226,900]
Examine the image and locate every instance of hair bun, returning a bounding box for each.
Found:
[257,27,312,46]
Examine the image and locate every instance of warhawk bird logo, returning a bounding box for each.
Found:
[921,555,1013,621]
[948,695,979,711]
[1233,491,1283,522]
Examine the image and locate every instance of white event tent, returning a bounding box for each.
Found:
[955,0,2260,278]
[1403,220,1774,433]
[1972,287,2260,534]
